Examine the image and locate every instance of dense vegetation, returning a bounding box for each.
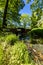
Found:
[0,0,43,65]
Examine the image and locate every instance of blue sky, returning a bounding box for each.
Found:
[19,0,33,15]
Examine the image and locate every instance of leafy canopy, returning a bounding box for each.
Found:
[20,14,31,28]
[0,0,25,27]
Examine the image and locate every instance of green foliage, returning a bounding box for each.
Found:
[20,14,31,29]
[5,34,19,45]
[0,0,25,27]
[27,0,43,28]
[0,44,3,64]
[0,32,6,42]
[30,0,43,12]
[2,42,32,65]
[8,42,29,65]
[37,16,43,28]
[31,12,39,28]
[0,37,5,42]
[6,0,25,25]
[31,38,43,44]
[31,28,43,38]
[0,31,11,42]
[20,64,34,65]
[0,20,2,27]
[26,0,31,3]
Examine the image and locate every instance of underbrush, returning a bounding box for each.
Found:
[0,34,35,65]
[0,34,42,65]
[0,41,34,65]
[31,28,43,38]
[5,34,19,45]
[31,38,43,44]
[0,44,3,65]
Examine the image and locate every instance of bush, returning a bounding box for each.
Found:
[5,34,19,45]
[31,28,43,38]
[30,28,43,44]
[2,42,32,65]
[0,37,5,42]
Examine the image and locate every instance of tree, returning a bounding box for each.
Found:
[20,14,31,29]
[27,0,43,28]
[31,11,41,28]
[0,0,25,28]
[37,16,43,28]
[31,0,43,28]
[26,0,31,3]
[0,0,6,28]
[3,0,9,28]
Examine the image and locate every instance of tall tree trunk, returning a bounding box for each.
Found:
[3,0,9,28]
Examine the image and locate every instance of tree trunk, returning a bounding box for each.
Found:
[3,0,9,28]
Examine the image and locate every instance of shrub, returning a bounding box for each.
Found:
[31,28,43,38]
[30,28,43,44]
[0,37,5,42]
[5,34,19,45]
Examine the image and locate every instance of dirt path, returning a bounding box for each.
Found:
[25,42,43,64]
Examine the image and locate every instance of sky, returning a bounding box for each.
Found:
[19,0,33,15]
